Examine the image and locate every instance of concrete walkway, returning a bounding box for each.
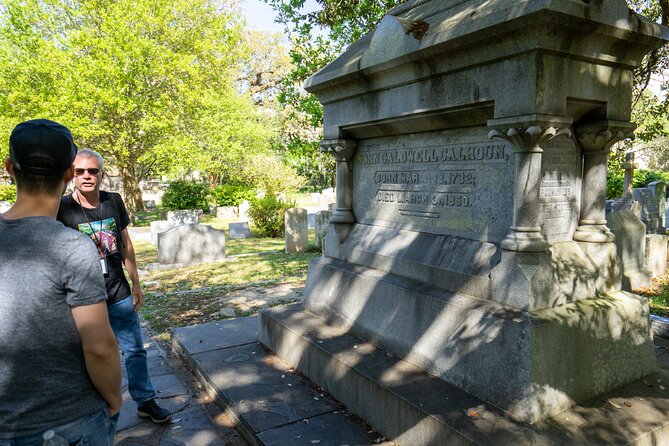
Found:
[113,325,247,445]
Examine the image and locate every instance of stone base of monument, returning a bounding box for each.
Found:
[259,303,669,445]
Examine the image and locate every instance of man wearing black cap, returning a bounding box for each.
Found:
[0,119,122,445]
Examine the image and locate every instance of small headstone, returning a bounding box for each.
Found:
[142,199,156,209]
[167,209,200,225]
[239,200,251,222]
[632,182,666,234]
[606,209,652,290]
[314,210,332,250]
[150,220,178,245]
[327,203,336,213]
[216,206,238,219]
[228,222,251,239]
[307,213,316,229]
[285,207,308,253]
[157,224,226,265]
[645,234,668,277]
[0,201,11,213]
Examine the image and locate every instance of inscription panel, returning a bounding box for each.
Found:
[539,138,581,242]
[353,128,515,243]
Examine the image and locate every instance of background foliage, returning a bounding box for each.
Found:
[160,180,210,211]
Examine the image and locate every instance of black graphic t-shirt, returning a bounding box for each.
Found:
[57,191,131,305]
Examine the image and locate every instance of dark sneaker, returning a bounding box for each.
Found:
[137,399,172,424]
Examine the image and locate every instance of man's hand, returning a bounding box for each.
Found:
[132,283,144,311]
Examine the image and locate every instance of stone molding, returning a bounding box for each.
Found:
[321,139,357,224]
[575,121,636,153]
[488,125,572,153]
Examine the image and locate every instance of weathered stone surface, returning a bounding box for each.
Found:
[150,220,177,245]
[633,182,666,234]
[167,209,200,225]
[260,0,669,434]
[228,222,251,239]
[645,234,668,278]
[171,316,259,355]
[238,200,251,222]
[216,206,237,220]
[285,207,308,253]
[157,224,225,265]
[607,209,653,291]
[314,211,332,250]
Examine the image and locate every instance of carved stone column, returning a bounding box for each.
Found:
[321,139,357,224]
[489,121,571,252]
[573,121,635,243]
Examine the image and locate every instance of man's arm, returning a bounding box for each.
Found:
[120,228,144,311]
[71,302,122,415]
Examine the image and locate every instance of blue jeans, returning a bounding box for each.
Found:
[108,295,156,405]
[0,408,117,446]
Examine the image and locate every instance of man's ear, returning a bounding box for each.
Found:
[4,158,15,178]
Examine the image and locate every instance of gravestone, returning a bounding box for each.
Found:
[167,209,200,225]
[285,207,308,253]
[632,182,666,234]
[150,220,178,245]
[238,200,251,222]
[611,152,641,216]
[157,224,226,265]
[606,210,652,290]
[228,221,251,239]
[314,210,332,250]
[216,206,238,220]
[646,234,668,277]
[259,1,668,443]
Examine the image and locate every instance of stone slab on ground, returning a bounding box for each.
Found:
[171,316,392,446]
[114,324,241,446]
[259,304,669,446]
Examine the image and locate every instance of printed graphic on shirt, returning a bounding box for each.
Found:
[77,218,118,257]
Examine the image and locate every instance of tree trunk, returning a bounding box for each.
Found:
[121,164,145,224]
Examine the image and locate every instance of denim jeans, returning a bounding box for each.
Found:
[108,295,156,405]
[0,408,118,446]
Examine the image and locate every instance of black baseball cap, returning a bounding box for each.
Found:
[9,119,78,175]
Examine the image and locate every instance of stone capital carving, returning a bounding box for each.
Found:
[488,126,572,152]
[320,139,357,161]
[575,121,635,153]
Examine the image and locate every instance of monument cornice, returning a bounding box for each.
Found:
[575,120,636,153]
[320,139,357,161]
[488,115,572,152]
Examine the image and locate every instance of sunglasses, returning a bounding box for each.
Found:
[74,168,101,176]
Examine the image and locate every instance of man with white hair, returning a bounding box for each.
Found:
[58,149,171,424]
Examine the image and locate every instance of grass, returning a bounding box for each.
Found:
[634,273,669,318]
[134,239,317,339]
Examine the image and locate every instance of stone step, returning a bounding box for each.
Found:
[259,303,669,446]
[171,316,392,446]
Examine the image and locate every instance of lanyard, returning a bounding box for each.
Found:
[74,191,104,253]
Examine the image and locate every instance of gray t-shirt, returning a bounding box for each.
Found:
[0,215,109,438]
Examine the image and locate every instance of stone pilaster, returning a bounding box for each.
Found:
[321,139,357,224]
[488,118,572,252]
[573,121,635,243]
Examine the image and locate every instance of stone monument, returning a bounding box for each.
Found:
[157,224,226,265]
[259,0,669,443]
[610,151,642,216]
[285,207,308,253]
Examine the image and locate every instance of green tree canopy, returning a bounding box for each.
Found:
[0,0,291,217]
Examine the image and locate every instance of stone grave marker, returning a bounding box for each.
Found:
[216,206,237,220]
[314,210,332,250]
[238,200,251,222]
[606,209,652,290]
[157,224,226,265]
[150,220,178,245]
[611,152,641,215]
[632,183,665,234]
[646,234,668,277]
[258,1,667,441]
[228,221,251,239]
[167,209,200,225]
[285,207,308,253]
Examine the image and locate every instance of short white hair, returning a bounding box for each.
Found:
[76,149,105,170]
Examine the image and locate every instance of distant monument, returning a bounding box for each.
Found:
[259,1,668,444]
